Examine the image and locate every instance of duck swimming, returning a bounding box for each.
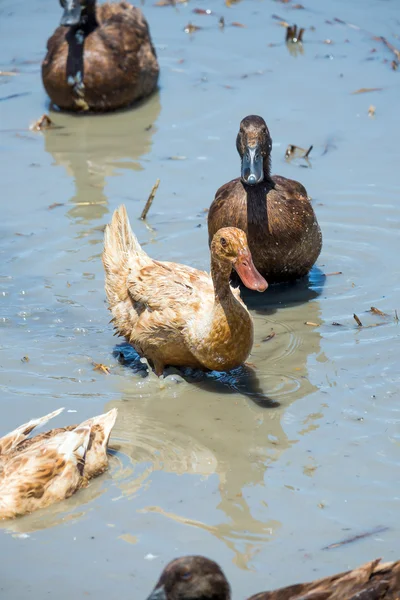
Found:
[0,407,117,519]
[146,555,400,600]
[208,115,322,283]
[42,0,159,112]
[102,205,267,376]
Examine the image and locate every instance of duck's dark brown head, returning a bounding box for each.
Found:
[59,0,96,27]
[146,556,231,600]
[236,115,272,186]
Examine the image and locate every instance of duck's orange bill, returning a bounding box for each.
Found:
[234,253,268,292]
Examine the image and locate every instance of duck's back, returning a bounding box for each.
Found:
[42,3,159,111]
[208,174,322,282]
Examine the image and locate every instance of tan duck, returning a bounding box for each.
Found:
[208,115,322,283]
[42,0,159,112]
[0,407,117,519]
[102,205,267,376]
[146,555,400,600]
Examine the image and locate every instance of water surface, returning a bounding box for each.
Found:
[1,0,399,598]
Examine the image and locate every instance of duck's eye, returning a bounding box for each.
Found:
[181,572,192,581]
[220,237,227,248]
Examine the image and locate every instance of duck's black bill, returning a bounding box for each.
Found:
[146,588,167,600]
[60,0,81,26]
[241,144,264,185]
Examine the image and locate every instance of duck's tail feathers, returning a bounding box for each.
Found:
[102,205,148,307]
[81,408,118,449]
[78,408,118,479]
[0,407,65,457]
[57,425,92,476]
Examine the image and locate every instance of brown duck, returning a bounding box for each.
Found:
[208,116,322,283]
[146,555,400,600]
[42,0,159,112]
[102,205,267,376]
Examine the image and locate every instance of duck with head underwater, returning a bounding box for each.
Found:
[208,116,322,284]
[42,0,159,112]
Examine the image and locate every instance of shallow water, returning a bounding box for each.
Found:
[1,0,400,597]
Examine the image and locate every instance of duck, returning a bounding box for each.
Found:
[42,0,159,112]
[208,115,322,283]
[145,555,400,600]
[102,205,267,376]
[0,407,117,519]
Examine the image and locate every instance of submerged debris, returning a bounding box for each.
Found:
[140,179,160,221]
[322,526,389,551]
[368,104,376,117]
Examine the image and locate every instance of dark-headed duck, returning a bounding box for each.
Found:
[208,116,322,283]
[42,0,159,112]
[146,555,400,600]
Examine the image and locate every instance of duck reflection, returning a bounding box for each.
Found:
[42,93,161,225]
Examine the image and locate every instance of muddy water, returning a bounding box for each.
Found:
[1,0,400,597]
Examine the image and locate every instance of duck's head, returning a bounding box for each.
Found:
[145,556,231,600]
[236,115,272,186]
[59,0,95,27]
[211,228,268,292]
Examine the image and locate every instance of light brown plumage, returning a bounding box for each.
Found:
[0,408,117,519]
[102,205,267,376]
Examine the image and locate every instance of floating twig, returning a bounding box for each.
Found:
[326,271,343,276]
[305,321,319,326]
[140,179,160,220]
[369,306,387,317]
[286,24,304,43]
[351,87,382,95]
[262,331,276,343]
[353,313,363,327]
[93,362,111,374]
[379,36,400,62]
[29,114,57,132]
[322,526,389,551]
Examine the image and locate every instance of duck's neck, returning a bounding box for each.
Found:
[78,2,98,32]
[210,257,235,304]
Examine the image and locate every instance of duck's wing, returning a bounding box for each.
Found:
[0,408,65,458]
[128,259,212,312]
[0,426,91,520]
[248,559,400,600]
[271,174,308,199]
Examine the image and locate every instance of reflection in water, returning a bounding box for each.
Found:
[42,93,161,225]
[105,296,323,567]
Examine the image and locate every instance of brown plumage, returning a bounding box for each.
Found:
[102,205,267,376]
[146,555,400,600]
[42,0,159,112]
[0,408,117,519]
[208,115,322,283]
